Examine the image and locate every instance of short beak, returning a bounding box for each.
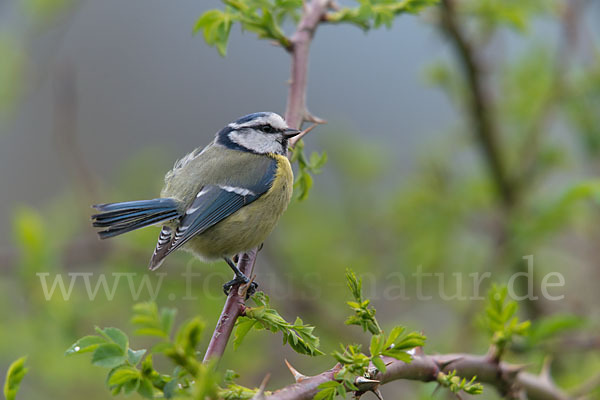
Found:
[283,128,301,138]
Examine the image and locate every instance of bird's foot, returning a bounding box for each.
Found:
[223,275,258,299]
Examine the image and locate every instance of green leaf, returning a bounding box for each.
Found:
[193,10,222,35]
[132,302,176,339]
[327,0,438,30]
[91,343,127,368]
[65,335,106,356]
[308,151,328,171]
[315,382,339,400]
[233,317,257,349]
[122,377,140,395]
[3,357,28,400]
[369,333,385,356]
[371,355,386,373]
[137,378,154,399]
[384,326,405,348]
[437,370,484,395]
[345,269,362,302]
[193,9,234,57]
[140,354,154,377]
[160,307,177,337]
[174,317,205,356]
[391,331,426,351]
[528,314,583,345]
[127,348,146,365]
[482,285,530,358]
[344,269,382,335]
[107,365,140,386]
[382,348,412,362]
[243,292,323,356]
[293,169,313,201]
[96,327,129,352]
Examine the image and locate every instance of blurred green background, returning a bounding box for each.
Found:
[1,0,600,398]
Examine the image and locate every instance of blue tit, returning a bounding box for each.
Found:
[91,112,301,294]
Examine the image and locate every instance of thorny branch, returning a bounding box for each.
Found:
[202,0,331,363]
[267,352,570,400]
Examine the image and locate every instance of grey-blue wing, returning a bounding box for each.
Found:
[149,159,277,270]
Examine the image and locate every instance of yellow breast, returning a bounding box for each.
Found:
[267,153,294,201]
[182,153,294,260]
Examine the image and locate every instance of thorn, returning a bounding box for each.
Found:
[305,111,327,125]
[354,376,380,392]
[504,363,529,379]
[436,356,463,371]
[540,356,553,382]
[371,387,384,400]
[355,377,380,385]
[238,274,256,299]
[413,346,425,357]
[284,359,308,382]
[251,373,270,400]
[289,123,319,148]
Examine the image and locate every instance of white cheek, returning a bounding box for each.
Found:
[229,131,283,154]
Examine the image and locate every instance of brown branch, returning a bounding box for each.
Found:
[203,248,257,362]
[267,353,571,400]
[53,63,99,200]
[202,0,330,363]
[439,0,516,209]
[516,0,582,188]
[285,0,330,131]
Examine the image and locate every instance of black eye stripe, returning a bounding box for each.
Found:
[261,125,277,134]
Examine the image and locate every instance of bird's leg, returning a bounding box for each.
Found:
[222,257,258,297]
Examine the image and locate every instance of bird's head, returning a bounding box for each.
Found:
[216,112,301,155]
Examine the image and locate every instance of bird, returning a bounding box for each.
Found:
[91,112,301,295]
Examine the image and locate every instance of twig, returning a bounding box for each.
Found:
[439,0,516,209]
[267,353,570,400]
[289,123,320,149]
[516,0,582,188]
[53,63,98,200]
[202,0,330,363]
[570,370,600,398]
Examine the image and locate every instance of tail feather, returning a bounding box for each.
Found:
[92,209,161,227]
[91,198,180,239]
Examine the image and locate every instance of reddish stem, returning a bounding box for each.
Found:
[203,249,257,362]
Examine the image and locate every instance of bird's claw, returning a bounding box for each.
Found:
[223,276,258,299]
[244,281,258,299]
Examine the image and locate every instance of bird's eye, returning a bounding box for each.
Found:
[262,125,275,134]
